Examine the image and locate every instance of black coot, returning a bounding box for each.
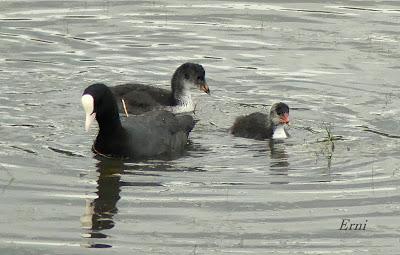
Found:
[82,83,195,159]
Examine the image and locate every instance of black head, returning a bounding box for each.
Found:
[171,62,210,95]
[269,102,290,126]
[82,83,120,132]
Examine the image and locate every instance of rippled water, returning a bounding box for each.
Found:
[1,0,400,254]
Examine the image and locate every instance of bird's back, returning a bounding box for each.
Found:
[122,110,194,158]
[231,112,272,140]
[111,83,173,114]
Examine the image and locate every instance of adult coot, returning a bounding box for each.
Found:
[82,83,195,159]
[110,62,210,114]
[230,102,290,140]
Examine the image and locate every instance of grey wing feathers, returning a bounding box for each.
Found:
[175,114,195,134]
[110,83,173,114]
[122,111,193,158]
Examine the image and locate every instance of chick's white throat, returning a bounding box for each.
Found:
[173,90,194,113]
[272,125,288,139]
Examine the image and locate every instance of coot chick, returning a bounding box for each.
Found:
[110,62,210,114]
[230,102,290,140]
[82,83,195,159]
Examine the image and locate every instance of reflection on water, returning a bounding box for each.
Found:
[268,140,290,185]
[269,140,289,170]
[79,158,203,249]
[80,160,122,248]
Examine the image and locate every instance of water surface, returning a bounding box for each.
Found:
[1,0,400,254]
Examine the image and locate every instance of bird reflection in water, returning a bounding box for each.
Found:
[80,159,123,248]
[269,140,289,169]
[248,139,290,181]
[268,140,290,185]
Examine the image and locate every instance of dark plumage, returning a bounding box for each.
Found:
[230,102,290,140]
[82,83,195,159]
[110,62,210,114]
